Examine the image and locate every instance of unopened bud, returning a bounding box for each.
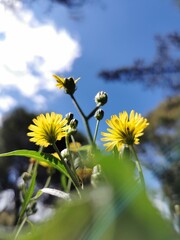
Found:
[91,164,103,188]
[65,112,74,124]
[64,77,77,95]
[17,177,25,190]
[61,148,70,159]
[95,91,108,106]
[70,119,78,129]
[174,204,180,215]
[21,172,31,182]
[94,109,104,120]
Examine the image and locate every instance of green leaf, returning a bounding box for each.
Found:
[0,149,69,177]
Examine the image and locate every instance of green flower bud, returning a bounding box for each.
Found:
[17,177,25,190]
[65,112,74,124]
[61,148,70,159]
[64,77,77,95]
[94,109,104,120]
[69,119,78,130]
[21,172,31,182]
[91,164,103,188]
[174,204,180,215]
[27,201,37,216]
[31,201,37,214]
[95,91,108,106]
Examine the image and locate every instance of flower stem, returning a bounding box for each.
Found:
[52,142,80,191]
[70,94,94,145]
[130,145,146,191]
[14,216,27,240]
[65,135,79,182]
[70,94,86,118]
[87,106,100,120]
[44,174,52,188]
[93,120,100,143]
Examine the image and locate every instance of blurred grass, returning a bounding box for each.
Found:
[3,153,179,240]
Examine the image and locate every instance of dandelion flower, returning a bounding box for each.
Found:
[27,112,69,147]
[101,110,149,151]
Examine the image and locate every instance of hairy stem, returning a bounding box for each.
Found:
[130,145,146,191]
[70,94,94,145]
[52,142,80,191]
[93,120,100,143]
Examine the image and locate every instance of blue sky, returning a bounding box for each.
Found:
[1,0,180,207]
[0,0,179,143]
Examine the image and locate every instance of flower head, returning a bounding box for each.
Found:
[53,74,80,95]
[94,109,104,120]
[101,110,149,151]
[27,112,69,147]
[95,91,108,106]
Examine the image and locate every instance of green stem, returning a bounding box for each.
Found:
[71,94,86,118]
[17,161,38,226]
[87,105,100,120]
[65,135,79,183]
[70,94,94,144]
[27,162,33,174]
[130,145,146,191]
[14,216,27,240]
[14,146,43,237]
[44,174,52,188]
[93,120,100,143]
[67,178,72,193]
[52,142,80,191]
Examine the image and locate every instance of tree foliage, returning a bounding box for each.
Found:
[143,95,180,159]
[0,108,37,189]
[99,33,180,94]
[140,95,180,213]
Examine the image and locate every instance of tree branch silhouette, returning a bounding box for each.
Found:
[99,33,180,93]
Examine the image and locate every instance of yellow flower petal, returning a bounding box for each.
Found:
[27,112,69,147]
[101,110,149,151]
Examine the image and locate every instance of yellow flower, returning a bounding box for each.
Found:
[53,74,80,95]
[101,110,149,151]
[27,112,69,147]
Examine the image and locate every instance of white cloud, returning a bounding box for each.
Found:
[32,94,47,110]
[0,3,81,99]
[0,95,17,111]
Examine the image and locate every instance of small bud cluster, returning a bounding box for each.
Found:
[93,91,108,121]
[65,112,74,124]
[65,112,78,133]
